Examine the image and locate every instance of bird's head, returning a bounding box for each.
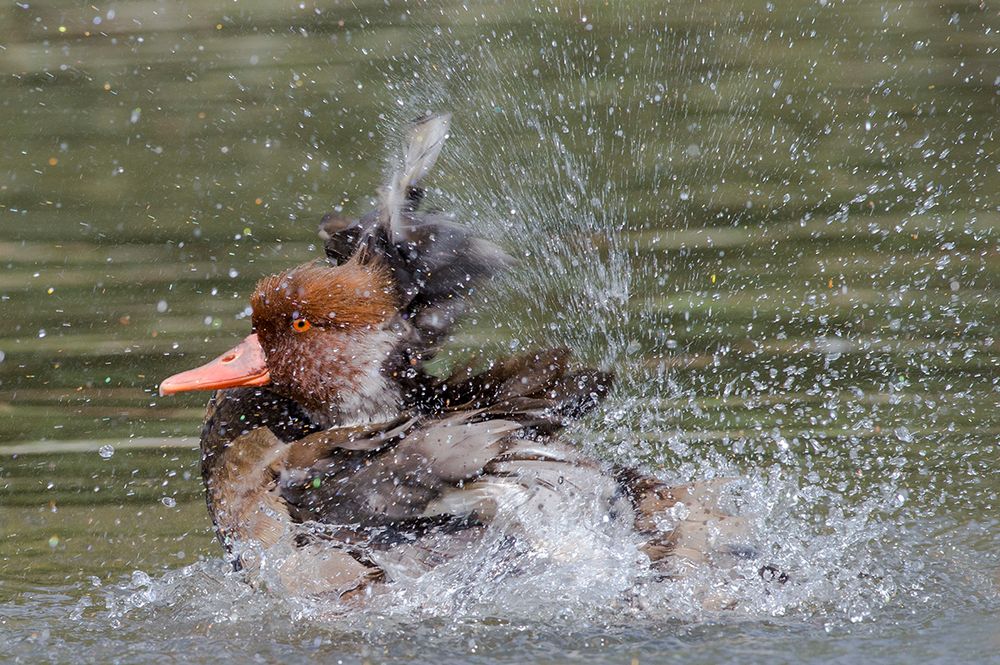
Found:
[160,259,403,426]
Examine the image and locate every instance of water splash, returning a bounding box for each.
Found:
[312,0,1000,630]
[57,2,991,644]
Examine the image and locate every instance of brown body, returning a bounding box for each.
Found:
[196,352,748,598]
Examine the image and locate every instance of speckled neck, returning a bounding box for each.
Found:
[262,326,405,429]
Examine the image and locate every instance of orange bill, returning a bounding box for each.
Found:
[159,334,270,396]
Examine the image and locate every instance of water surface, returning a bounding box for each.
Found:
[1,0,998,662]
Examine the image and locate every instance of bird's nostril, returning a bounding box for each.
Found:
[222,353,237,363]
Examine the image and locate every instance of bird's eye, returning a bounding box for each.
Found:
[291,318,312,333]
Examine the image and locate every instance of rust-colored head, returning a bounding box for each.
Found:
[160,259,404,426]
[249,259,397,335]
[248,260,401,424]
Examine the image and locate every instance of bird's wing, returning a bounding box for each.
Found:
[206,425,384,598]
[206,426,290,552]
[382,112,452,234]
[424,347,614,431]
[279,411,523,526]
[278,347,614,528]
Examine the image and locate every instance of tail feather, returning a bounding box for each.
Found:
[380,113,452,235]
[401,113,451,194]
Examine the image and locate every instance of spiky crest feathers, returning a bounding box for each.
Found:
[250,258,397,333]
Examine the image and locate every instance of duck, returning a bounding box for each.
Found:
[159,113,761,600]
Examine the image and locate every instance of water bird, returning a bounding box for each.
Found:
[159,113,760,600]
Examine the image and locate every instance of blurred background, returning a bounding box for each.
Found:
[0,0,997,662]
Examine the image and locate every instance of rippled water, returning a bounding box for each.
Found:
[2,0,999,662]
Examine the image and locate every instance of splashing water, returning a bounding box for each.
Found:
[348,0,999,631]
[96,1,999,628]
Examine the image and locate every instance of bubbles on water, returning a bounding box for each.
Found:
[130,570,152,586]
[98,444,115,459]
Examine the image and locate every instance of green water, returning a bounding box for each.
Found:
[1,0,998,662]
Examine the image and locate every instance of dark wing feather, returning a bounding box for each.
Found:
[426,348,614,433]
[277,348,613,528]
[280,412,521,526]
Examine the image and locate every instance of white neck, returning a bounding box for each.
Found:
[302,328,403,429]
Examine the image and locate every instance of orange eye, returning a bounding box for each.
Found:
[291,318,311,333]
